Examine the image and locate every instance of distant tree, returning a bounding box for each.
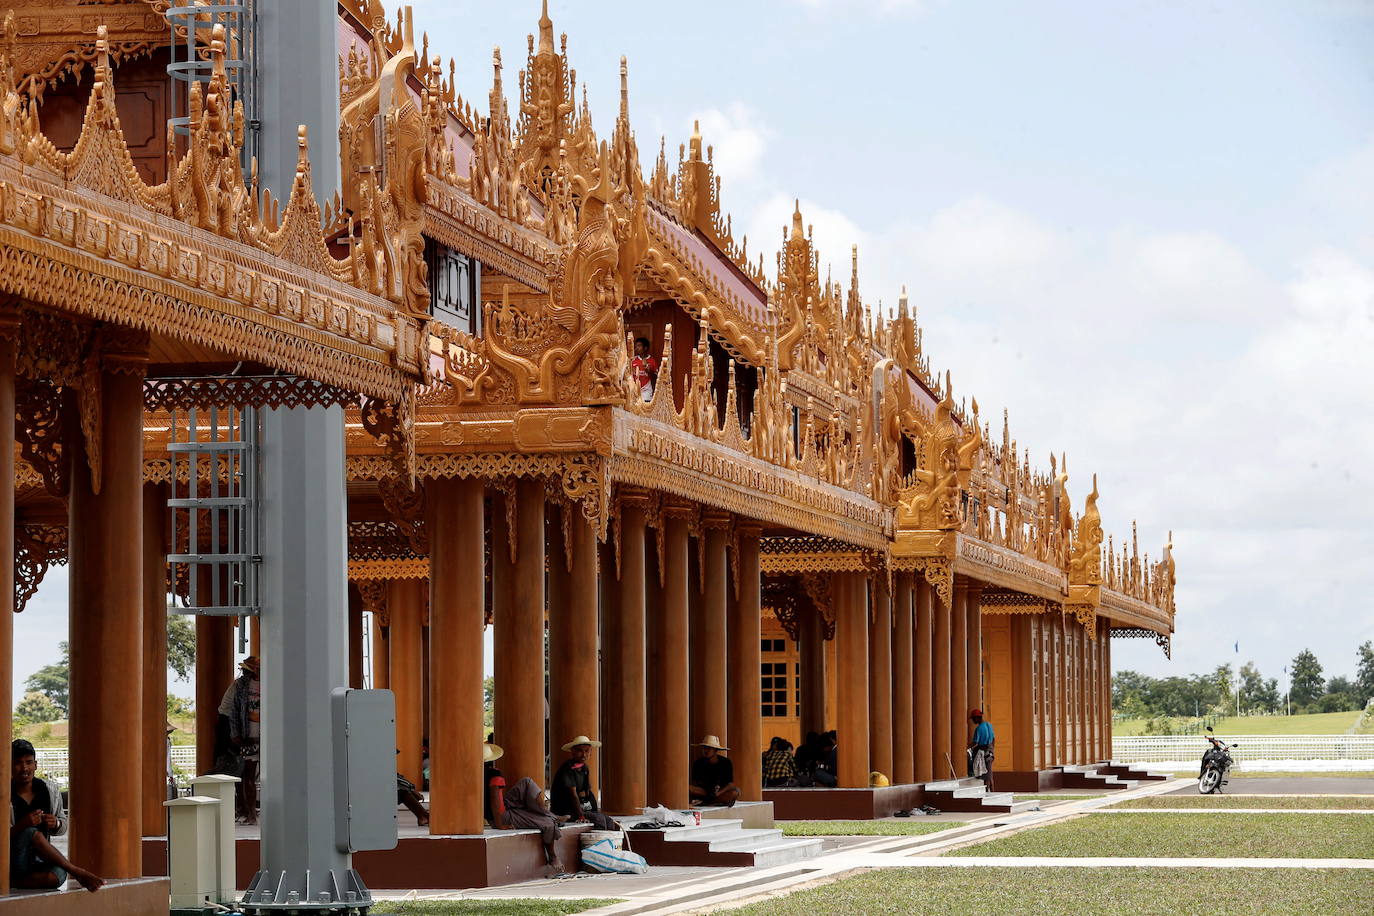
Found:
[1357,641,1374,707]
[1239,662,1280,714]
[1324,676,1361,713]
[14,691,61,724]
[483,675,494,732]
[167,613,196,681]
[23,642,70,716]
[166,694,194,718]
[1290,649,1325,709]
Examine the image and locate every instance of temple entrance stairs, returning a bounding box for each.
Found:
[920,777,1030,814]
[619,813,823,868]
[1056,763,1137,790]
[1099,761,1169,782]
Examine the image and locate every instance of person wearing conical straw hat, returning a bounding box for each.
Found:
[551,735,619,830]
[482,741,505,827]
[689,735,740,808]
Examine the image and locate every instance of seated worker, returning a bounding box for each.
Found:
[689,735,740,807]
[551,735,620,830]
[762,736,798,788]
[483,742,506,827]
[500,777,566,876]
[814,730,838,787]
[10,740,103,893]
[395,749,429,827]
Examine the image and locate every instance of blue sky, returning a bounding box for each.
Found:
[15,0,1374,702]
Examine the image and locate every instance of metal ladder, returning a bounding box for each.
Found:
[167,404,261,649]
[167,1,259,165]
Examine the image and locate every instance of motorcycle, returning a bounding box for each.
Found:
[1198,725,1237,794]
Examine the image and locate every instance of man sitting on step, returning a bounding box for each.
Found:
[689,735,740,807]
[551,735,620,830]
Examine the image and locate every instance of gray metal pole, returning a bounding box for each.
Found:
[254,0,339,199]
[243,2,366,911]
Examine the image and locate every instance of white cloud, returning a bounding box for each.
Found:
[745,192,870,284]
[687,103,770,190]
[793,0,934,15]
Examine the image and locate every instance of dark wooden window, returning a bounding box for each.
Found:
[425,237,481,336]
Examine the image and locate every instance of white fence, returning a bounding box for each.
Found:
[1112,735,1374,771]
[34,746,199,789]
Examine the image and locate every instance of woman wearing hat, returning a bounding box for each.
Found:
[689,735,739,808]
[551,736,619,830]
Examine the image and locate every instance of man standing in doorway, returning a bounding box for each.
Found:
[967,709,995,789]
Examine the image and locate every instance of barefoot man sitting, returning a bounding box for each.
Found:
[9,739,104,893]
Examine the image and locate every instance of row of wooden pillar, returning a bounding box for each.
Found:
[828,573,985,787]
[358,482,764,834]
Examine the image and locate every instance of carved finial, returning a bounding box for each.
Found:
[791,199,803,238]
[538,0,554,54]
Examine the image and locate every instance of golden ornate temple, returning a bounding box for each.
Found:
[0,0,1174,905]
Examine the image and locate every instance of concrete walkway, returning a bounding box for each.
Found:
[368,775,1374,915]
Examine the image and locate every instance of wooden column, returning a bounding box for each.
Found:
[799,598,828,737]
[932,583,951,780]
[495,478,547,787]
[603,500,647,812]
[649,509,691,808]
[868,576,893,781]
[1011,615,1035,772]
[914,577,934,782]
[1054,615,1066,765]
[835,572,870,787]
[0,321,16,894]
[1103,631,1113,760]
[195,572,233,775]
[727,525,763,800]
[950,582,968,776]
[370,610,390,689]
[549,509,600,773]
[141,484,168,837]
[68,350,145,877]
[694,517,730,747]
[891,573,914,785]
[389,578,424,788]
[967,585,983,715]
[427,476,485,835]
[347,582,364,689]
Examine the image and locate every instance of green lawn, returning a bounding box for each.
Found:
[947,812,1374,858]
[1115,710,1361,736]
[381,900,615,915]
[1110,795,1374,810]
[778,820,955,837]
[720,867,1374,915]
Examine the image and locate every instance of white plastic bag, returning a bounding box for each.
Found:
[643,804,674,825]
[581,838,649,874]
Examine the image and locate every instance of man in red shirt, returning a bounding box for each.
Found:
[631,337,658,402]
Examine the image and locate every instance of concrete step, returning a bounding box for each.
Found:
[748,837,824,868]
[623,812,822,869]
[656,819,747,842]
[924,778,983,792]
[706,828,787,851]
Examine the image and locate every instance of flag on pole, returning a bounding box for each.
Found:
[1234,641,1239,654]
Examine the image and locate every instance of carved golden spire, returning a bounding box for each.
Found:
[517,0,575,195]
